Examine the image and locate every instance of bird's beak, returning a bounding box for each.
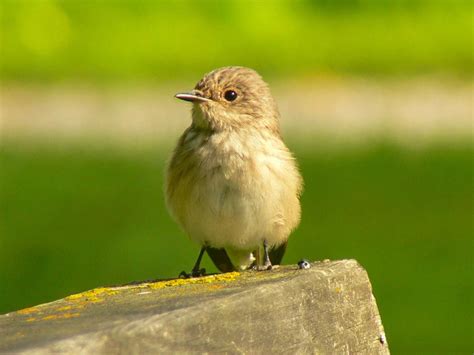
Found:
[175,91,210,103]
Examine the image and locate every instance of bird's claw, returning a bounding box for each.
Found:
[179,268,206,278]
[251,263,273,271]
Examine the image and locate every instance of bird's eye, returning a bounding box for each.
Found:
[224,90,238,102]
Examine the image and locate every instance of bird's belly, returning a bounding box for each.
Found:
[179,166,291,250]
[186,176,265,248]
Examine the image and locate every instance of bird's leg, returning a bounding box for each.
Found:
[191,246,207,276]
[252,240,273,271]
[262,240,273,270]
[248,249,258,269]
[179,246,207,278]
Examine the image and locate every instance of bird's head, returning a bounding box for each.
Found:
[175,66,280,133]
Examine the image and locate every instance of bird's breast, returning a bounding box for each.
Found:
[191,131,296,219]
[166,129,301,249]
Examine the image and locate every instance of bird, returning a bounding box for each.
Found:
[166,66,303,276]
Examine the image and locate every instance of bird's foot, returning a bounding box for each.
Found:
[251,261,273,271]
[178,268,206,278]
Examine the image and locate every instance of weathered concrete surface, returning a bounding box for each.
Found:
[0,260,389,354]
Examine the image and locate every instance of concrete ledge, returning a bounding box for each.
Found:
[0,260,389,354]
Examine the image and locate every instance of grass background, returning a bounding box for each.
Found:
[1,141,472,352]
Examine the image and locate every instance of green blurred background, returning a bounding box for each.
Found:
[0,0,472,353]
[1,0,472,80]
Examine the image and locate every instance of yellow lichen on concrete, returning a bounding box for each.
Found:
[54,304,85,313]
[66,293,83,300]
[17,307,40,315]
[146,272,240,290]
[56,306,73,311]
[42,313,81,321]
[67,287,119,299]
[211,272,241,282]
[86,297,104,303]
[15,273,241,322]
[65,287,119,303]
[59,272,240,301]
[20,304,84,323]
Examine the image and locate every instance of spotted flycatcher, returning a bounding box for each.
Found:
[166,66,303,276]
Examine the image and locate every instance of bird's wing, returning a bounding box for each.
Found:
[269,242,287,265]
[206,247,236,272]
